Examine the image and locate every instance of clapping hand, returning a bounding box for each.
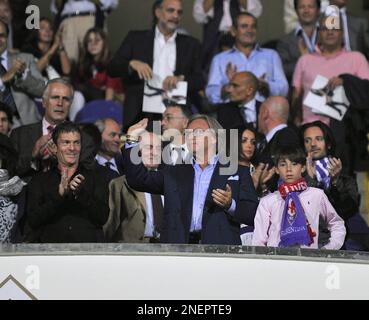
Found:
[212,184,232,209]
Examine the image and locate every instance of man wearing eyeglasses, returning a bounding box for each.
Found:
[161,104,191,165]
[122,114,258,245]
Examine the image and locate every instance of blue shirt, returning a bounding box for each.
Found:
[191,156,236,232]
[206,45,289,104]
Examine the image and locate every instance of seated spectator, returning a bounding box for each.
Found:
[252,145,346,249]
[0,101,12,135]
[277,0,321,83]
[216,71,261,131]
[0,133,26,243]
[104,131,164,243]
[76,28,123,103]
[95,118,124,175]
[26,122,110,243]
[206,12,288,105]
[193,0,263,72]
[301,121,362,247]
[22,17,71,80]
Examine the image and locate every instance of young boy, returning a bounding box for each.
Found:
[252,146,346,249]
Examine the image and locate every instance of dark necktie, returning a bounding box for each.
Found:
[151,194,164,234]
[172,147,184,165]
[0,57,18,118]
[105,161,113,169]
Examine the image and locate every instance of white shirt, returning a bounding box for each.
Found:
[153,26,177,86]
[193,0,263,32]
[265,124,287,143]
[144,193,164,238]
[240,98,257,124]
[51,0,118,15]
[95,154,120,174]
[169,142,189,165]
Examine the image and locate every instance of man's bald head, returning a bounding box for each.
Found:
[229,71,258,104]
[258,96,290,134]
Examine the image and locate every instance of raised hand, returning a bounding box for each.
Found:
[127,118,149,138]
[32,134,52,159]
[59,168,69,197]
[327,157,342,184]
[226,62,238,81]
[306,152,316,179]
[69,174,85,194]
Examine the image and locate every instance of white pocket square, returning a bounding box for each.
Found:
[228,175,239,181]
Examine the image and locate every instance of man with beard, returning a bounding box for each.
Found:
[107,0,203,131]
[301,121,369,250]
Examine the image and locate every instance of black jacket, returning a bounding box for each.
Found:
[107,29,204,131]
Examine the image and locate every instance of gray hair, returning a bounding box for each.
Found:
[94,118,121,134]
[188,114,224,132]
[42,78,74,101]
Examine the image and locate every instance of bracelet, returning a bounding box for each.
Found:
[58,46,65,53]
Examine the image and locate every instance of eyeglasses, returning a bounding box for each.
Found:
[186,128,209,137]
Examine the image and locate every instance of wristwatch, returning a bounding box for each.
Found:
[125,135,140,145]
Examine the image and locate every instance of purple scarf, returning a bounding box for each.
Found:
[278,179,315,248]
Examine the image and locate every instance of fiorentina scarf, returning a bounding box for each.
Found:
[278,178,316,248]
[315,157,331,190]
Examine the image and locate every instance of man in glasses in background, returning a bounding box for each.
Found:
[161,104,191,165]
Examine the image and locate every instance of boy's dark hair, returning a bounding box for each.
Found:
[273,145,306,166]
[52,122,81,144]
[300,120,336,156]
[294,0,321,11]
[0,102,13,124]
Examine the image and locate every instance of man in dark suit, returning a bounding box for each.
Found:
[26,122,110,243]
[330,0,369,58]
[277,0,321,83]
[107,0,204,131]
[10,78,95,179]
[123,115,258,245]
[95,118,124,175]
[257,96,301,166]
[216,71,261,131]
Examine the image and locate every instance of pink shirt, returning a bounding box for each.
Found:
[252,187,346,250]
[293,49,369,125]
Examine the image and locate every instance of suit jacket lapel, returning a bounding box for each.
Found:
[175,35,185,75]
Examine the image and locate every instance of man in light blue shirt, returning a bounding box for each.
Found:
[206,12,289,104]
